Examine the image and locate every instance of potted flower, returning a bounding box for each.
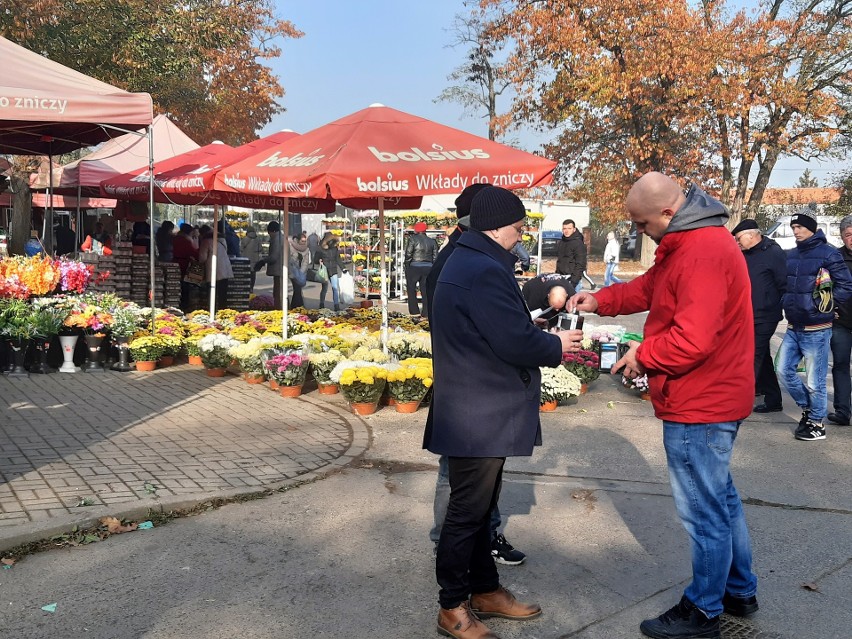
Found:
[198,333,238,377]
[230,338,271,383]
[266,352,310,396]
[386,358,432,413]
[386,333,432,360]
[128,335,165,371]
[0,299,37,377]
[539,366,582,411]
[309,349,344,394]
[29,306,66,374]
[63,304,113,372]
[109,307,139,372]
[623,373,651,400]
[561,348,601,392]
[332,362,388,415]
[157,333,184,367]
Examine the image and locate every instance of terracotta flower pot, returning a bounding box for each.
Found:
[394,400,420,414]
[135,360,157,372]
[159,355,174,367]
[580,383,588,394]
[279,384,302,398]
[540,400,558,412]
[269,379,280,391]
[640,391,651,401]
[317,382,339,395]
[188,355,203,366]
[206,367,227,377]
[350,401,379,416]
[245,373,265,384]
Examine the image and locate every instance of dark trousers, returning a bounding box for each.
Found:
[755,321,782,408]
[291,280,304,308]
[436,457,503,609]
[215,278,229,312]
[830,323,852,420]
[406,262,432,315]
[272,276,282,309]
[180,281,192,312]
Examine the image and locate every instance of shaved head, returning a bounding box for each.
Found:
[625,172,686,243]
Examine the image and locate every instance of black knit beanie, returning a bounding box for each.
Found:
[469,186,526,231]
[791,208,818,233]
[454,183,490,218]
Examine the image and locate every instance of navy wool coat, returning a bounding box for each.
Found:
[423,230,563,457]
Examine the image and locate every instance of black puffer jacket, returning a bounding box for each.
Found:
[835,245,852,330]
[555,230,586,286]
[404,232,438,266]
[742,236,786,325]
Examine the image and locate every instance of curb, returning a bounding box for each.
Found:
[0,395,372,554]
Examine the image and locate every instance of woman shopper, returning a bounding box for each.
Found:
[289,234,311,308]
[155,220,175,262]
[240,225,262,292]
[314,232,347,311]
[603,231,624,286]
[198,225,233,312]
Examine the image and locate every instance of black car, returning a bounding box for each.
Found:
[540,230,562,256]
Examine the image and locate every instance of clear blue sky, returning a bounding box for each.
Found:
[266,0,844,189]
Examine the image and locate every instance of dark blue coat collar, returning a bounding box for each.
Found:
[457,230,518,273]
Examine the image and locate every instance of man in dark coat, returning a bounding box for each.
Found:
[829,214,852,426]
[404,221,438,316]
[425,183,528,569]
[555,219,587,291]
[425,186,581,639]
[732,219,787,413]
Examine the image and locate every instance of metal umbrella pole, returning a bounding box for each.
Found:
[148,125,157,333]
[282,198,290,338]
[209,205,219,317]
[378,197,388,353]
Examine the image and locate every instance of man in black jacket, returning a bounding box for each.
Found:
[404,221,438,316]
[733,219,787,413]
[829,215,852,425]
[555,219,587,291]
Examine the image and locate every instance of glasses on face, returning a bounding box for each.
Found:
[511,223,524,236]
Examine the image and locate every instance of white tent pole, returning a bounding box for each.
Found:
[379,197,388,353]
[210,205,219,317]
[45,152,53,254]
[148,125,157,332]
[75,185,82,258]
[282,200,290,339]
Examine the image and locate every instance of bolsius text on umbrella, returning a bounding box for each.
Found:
[368,146,490,163]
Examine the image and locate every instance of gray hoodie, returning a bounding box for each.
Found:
[665,184,729,236]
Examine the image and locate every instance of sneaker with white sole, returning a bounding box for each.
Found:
[795,420,826,441]
[491,534,526,565]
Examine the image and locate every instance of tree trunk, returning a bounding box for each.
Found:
[746,145,782,219]
[8,176,32,256]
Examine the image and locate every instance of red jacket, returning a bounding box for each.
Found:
[595,226,754,423]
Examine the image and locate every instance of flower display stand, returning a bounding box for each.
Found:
[6,338,29,378]
[58,335,80,373]
[540,400,558,413]
[317,382,339,395]
[350,402,379,416]
[135,361,156,372]
[279,384,302,398]
[111,337,133,372]
[82,335,105,373]
[30,340,55,375]
[206,367,227,378]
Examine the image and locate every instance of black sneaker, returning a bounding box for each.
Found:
[794,409,811,437]
[722,593,759,617]
[640,596,720,639]
[753,403,782,413]
[827,412,850,426]
[491,534,526,566]
[795,420,826,441]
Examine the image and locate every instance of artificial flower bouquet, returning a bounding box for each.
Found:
[540,366,582,403]
[198,333,239,369]
[561,349,601,384]
[128,335,166,362]
[308,350,344,384]
[110,307,140,339]
[63,304,113,336]
[265,352,310,387]
[386,358,433,402]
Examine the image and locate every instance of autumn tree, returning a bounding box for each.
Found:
[436,3,511,141]
[0,0,302,145]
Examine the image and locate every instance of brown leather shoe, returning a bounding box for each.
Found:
[470,586,542,620]
[437,601,500,638]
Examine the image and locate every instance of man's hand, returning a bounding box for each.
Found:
[611,340,645,379]
[556,329,584,353]
[568,291,598,313]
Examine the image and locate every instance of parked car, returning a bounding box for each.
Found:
[621,230,636,258]
[540,230,562,256]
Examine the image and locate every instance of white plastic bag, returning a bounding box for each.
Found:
[339,272,355,305]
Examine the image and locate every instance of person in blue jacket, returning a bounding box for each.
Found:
[424,186,582,639]
[778,207,852,441]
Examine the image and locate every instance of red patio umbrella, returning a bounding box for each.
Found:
[214,104,558,344]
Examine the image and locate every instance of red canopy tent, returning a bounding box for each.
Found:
[214,103,557,341]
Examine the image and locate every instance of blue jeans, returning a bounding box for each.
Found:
[777,328,831,422]
[663,421,757,618]
[604,262,623,286]
[830,324,852,420]
[430,455,502,546]
[319,273,339,309]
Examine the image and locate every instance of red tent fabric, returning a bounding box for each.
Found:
[29,114,198,196]
[0,36,153,155]
[212,104,556,204]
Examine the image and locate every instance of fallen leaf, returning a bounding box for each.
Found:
[1,558,15,566]
[801,581,820,592]
[99,516,138,534]
[578,409,588,413]
[607,401,615,409]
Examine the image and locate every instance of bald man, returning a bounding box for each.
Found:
[570,172,758,639]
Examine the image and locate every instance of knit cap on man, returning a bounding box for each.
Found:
[469,186,526,231]
[791,207,818,233]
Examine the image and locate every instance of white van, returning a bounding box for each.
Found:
[764,215,842,250]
